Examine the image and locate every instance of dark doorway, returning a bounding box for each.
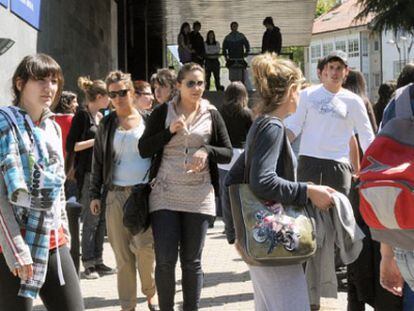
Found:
[118,0,164,81]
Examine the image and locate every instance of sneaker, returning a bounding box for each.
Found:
[95,263,116,275]
[83,267,99,279]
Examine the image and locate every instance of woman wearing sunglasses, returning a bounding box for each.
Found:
[0,54,84,310]
[139,63,232,311]
[89,71,157,311]
[66,76,112,280]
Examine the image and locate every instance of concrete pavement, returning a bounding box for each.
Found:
[34,220,370,311]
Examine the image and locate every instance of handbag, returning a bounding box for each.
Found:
[228,117,316,266]
[122,170,151,235]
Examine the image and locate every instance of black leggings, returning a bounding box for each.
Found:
[0,246,84,311]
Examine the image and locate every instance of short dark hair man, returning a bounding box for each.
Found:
[189,21,205,65]
[261,16,282,55]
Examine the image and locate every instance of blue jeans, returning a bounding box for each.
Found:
[80,174,106,269]
[151,210,211,311]
[394,248,414,291]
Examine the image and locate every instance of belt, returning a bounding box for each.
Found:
[108,185,133,191]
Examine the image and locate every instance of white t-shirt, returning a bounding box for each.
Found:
[112,121,151,186]
[285,84,375,164]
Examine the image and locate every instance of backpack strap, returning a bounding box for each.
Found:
[395,83,414,118]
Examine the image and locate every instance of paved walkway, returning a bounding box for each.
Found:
[34,220,370,311]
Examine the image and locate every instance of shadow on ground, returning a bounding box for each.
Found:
[175,292,255,309]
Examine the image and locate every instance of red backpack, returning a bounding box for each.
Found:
[359,83,414,249]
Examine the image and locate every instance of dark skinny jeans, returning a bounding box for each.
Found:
[0,246,84,311]
[151,210,211,311]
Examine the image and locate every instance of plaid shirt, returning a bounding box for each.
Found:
[0,106,65,299]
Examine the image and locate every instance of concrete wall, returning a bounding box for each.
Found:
[0,0,117,104]
[0,6,38,104]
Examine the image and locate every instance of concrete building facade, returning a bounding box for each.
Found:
[0,0,117,104]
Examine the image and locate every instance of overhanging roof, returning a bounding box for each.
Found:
[158,0,317,47]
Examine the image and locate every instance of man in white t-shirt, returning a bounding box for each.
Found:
[285,50,375,309]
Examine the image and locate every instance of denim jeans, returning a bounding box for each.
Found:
[151,210,211,311]
[394,248,414,292]
[80,173,106,269]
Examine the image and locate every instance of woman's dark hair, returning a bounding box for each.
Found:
[179,22,191,45]
[222,82,249,116]
[177,62,205,83]
[343,69,377,132]
[179,22,190,35]
[12,53,64,106]
[54,91,77,114]
[150,68,177,89]
[206,30,217,45]
[343,70,367,98]
[374,81,396,126]
[397,63,414,88]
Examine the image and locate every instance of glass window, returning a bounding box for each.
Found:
[374,40,379,51]
[362,37,368,56]
[323,43,334,56]
[348,39,359,57]
[335,40,346,52]
[311,45,321,63]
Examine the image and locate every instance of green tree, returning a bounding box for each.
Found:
[355,0,414,62]
[315,0,337,18]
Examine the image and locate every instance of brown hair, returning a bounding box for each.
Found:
[53,91,77,114]
[134,80,151,94]
[252,53,303,114]
[150,68,177,89]
[177,62,205,83]
[105,70,134,91]
[77,76,107,102]
[12,53,64,106]
[223,81,249,116]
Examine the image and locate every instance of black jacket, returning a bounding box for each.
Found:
[66,109,97,191]
[138,103,233,194]
[90,111,119,200]
[261,26,282,54]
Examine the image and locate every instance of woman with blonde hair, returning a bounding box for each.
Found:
[139,62,232,310]
[90,71,157,311]
[66,76,112,279]
[226,53,335,310]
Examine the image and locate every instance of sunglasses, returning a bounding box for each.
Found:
[185,80,204,88]
[108,89,129,99]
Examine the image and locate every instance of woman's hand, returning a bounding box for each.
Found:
[90,199,101,215]
[13,264,33,281]
[186,148,208,173]
[169,117,186,134]
[307,184,335,211]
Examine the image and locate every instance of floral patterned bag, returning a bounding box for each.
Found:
[229,118,316,266]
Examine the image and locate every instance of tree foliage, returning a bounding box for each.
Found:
[355,0,414,35]
[315,0,338,18]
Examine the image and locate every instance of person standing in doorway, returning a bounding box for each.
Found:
[261,16,282,55]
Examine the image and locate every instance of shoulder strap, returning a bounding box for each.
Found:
[395,83,414,118]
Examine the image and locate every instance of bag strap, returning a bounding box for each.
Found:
[395,83,414,118]
[244,116,295,183]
